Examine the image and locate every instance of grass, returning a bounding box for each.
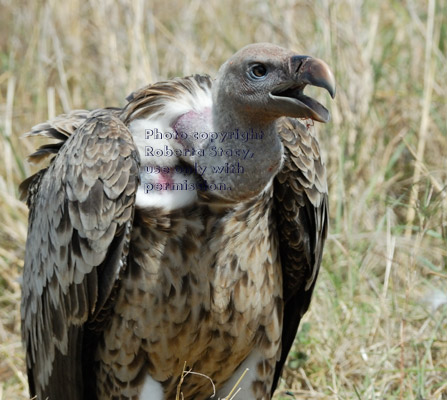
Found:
[1,0,446,399]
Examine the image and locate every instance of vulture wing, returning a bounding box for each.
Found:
[272,117,329,393]
[20,110,140,400]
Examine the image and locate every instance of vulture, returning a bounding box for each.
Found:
[20,43,335,400]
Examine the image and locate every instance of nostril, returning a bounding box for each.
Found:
[290,55,310,74]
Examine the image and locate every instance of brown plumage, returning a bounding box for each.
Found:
[20,43,334,400]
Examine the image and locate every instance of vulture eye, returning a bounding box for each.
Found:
[249,64,267,79]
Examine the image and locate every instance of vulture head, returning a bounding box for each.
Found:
[213,42,335,125]
[181,43,335,202]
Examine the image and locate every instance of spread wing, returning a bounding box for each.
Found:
[20,110,140,400]
[271,117,329,394]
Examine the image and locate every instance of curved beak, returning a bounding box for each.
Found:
[291,56,336,98]
[269,56,336,123]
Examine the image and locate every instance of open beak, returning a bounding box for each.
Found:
[269,56,336,123]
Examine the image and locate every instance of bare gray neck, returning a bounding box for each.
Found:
[197,109,283,201]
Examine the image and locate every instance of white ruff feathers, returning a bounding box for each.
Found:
[130,79,212,211]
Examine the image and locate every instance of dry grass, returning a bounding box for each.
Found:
[1,0,446,399]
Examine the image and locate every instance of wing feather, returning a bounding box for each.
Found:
[21,111,140,400]
[271,117,329,394]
